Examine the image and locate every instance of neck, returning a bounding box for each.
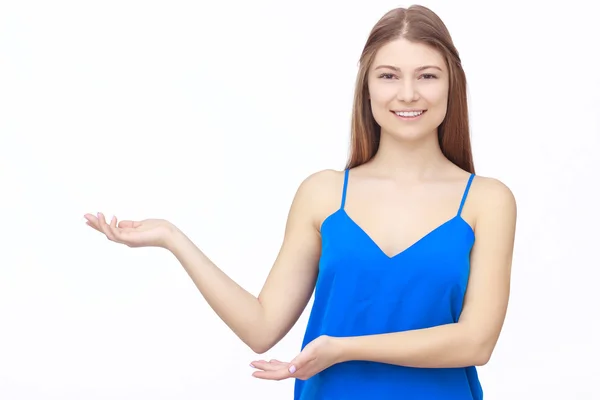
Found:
[368,130,449,180]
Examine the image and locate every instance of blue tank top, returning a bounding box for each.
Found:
[294,169,483,400]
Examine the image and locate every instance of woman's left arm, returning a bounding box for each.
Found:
[334,179,517,368]
[251,178,517,380]
[333,178,517,369]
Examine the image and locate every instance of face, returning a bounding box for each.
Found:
[367,38,449,142]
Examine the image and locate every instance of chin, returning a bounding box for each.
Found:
[376,110,443,143]
[384,128,435,142]
[381,118,439,142]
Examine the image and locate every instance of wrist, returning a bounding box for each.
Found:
[162,222,186,252]
[331,336,357,364]
[329,335,352,364]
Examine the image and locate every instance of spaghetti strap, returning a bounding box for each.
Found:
[457,174,475,216]
[340,169,349,209]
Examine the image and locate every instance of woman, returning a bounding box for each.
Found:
[85,5,516,399]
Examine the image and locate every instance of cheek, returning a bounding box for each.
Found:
[369,100,393,125]
[421,81,449,106]
[370,89,396,107]
[420,86,448,118]
[368,84,397,116]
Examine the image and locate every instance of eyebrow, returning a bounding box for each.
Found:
[374,64,443,72]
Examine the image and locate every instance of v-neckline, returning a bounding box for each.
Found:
[339,209,470,259]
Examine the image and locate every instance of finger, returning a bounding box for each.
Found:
[117,220,139,229]
[85,221,97,229]
[252,368,291,381]
[107,216,123,242]
[83,213,96,222]
[107,216,130,245]
[96,212,107,233]
[288,352,312,375]
[83,214,101,231]
[98,213,117,241]
[250,360,288,372]
[250,359,286,366]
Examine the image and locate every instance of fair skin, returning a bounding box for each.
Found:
[84,38,516,383]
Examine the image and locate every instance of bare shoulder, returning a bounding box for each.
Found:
[297,168,343,192]
[469,175,517,228]
[471,175,517,209]
[294,169,346,230]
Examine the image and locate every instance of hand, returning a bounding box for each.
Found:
[250,335,342,381]
[84,212,175,249]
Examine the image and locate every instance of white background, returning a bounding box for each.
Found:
[1,0,599,399]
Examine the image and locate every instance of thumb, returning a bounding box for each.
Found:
[288,351,311,375]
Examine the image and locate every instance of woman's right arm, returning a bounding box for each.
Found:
[165,171,332,354]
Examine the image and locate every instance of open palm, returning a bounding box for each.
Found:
[84,212,174,248]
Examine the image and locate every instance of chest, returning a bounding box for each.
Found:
[317,210,475,301]
[341,189,465,259]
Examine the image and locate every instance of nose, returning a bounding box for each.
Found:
[396,79,419,102]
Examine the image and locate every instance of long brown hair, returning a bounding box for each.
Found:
[346,5,474,173]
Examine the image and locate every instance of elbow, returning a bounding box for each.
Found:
[247,334,278,355]
[471,338,495,366]
[249,342,272,355]
[472,350,492,366]
[244,320,286,354]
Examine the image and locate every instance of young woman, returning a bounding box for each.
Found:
[85,5,516,399]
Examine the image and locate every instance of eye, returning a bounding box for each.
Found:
[378,73,397,80]
[421,73,438,80]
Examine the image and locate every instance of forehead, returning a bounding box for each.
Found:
[372,38,446,70]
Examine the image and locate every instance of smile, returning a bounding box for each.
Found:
[392,110,427,120]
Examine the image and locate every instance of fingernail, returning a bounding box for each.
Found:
[249,363,255,368]
[288,365,296,374]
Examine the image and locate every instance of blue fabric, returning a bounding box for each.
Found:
[294,170,482,399]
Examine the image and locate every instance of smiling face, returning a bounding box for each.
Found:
[367,38,450,142]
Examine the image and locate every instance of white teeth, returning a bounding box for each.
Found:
[395,110,424,117]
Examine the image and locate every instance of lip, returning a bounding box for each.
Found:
[391,109,427,121]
